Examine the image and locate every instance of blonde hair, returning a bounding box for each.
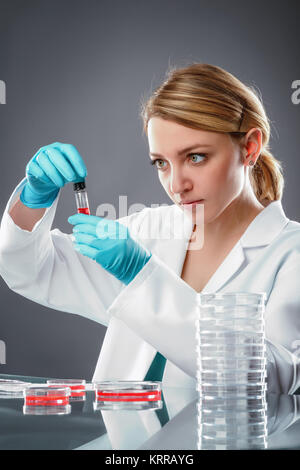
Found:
[140,63,284,204]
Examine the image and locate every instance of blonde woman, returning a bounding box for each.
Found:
[0,63,299,399]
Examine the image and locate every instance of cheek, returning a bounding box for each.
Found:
[198,164,226,193]
[193,154,243,224]
[207,158,240,193]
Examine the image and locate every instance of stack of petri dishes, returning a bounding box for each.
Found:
[196,292,268,450]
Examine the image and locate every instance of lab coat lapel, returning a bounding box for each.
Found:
[156,203,246,293]
[201,241,246,293]
[202,201,289,293]
[155,204,194,273]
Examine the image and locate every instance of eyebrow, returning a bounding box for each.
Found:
[149,143,214,159]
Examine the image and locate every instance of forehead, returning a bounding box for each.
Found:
[147,117,228,150]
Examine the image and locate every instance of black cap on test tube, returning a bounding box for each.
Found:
[73,180,86,191]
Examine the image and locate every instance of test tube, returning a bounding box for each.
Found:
[73,180,90,215]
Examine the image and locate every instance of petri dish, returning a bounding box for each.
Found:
[23,385,71,415]
[198,369,267,383]
[198,396,267,412]
[93,380,163,411]
[199,357,266,370]
[198,436,267,450]
[47,379,86,401]
[0,379,32,398]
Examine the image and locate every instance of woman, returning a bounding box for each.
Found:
[0,63,299,396]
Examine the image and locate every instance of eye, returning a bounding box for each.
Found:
[149,153,207,171]
[150,159,167,170]
[188,153,207,163]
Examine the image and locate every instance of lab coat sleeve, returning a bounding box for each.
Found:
[265,250,300,394]
[0,178,142,327]
[106,252,198,379]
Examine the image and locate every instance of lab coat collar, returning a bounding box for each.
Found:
[239,200,289,247]
[162,199,290,294]
[172,199,290,249]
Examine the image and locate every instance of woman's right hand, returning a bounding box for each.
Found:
[20,142,87,208]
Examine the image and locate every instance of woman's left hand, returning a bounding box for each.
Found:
[68,213,152,285]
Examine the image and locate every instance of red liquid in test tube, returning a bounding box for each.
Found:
[77,207,90,215]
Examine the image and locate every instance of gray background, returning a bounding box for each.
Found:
[0,0,299,379]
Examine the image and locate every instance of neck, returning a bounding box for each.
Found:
[194,193,265,243]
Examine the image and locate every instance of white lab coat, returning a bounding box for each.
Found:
[0,178,300,398]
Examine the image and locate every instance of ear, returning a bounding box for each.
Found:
[242,128,263,167]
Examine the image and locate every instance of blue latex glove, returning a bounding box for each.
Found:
[68,213,152,285]
[20,142,87,208]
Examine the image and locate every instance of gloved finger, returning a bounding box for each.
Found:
[73,232,97,245]
[26,159,55,186]
[51,143,87,179]
[68,214,128,239]
[72,219,120,239]
[44,147,77,182]
[95,219,129,240]
[72,223,97,236]
[73,243,98,260]
[68,213,104,226]
[36,151,65,187]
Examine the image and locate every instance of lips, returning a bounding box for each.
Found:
[180,199,204,205]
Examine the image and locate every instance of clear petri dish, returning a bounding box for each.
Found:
[199,434,267,447]
[198,346,266,359]
[200,420,267,435]
[199,337,265,348]
[93,381,163,411]
[198,398,267,412]
[47,379,86,401]
[197,382,267,395]
[198,417,267,429]
[197,330,266,341]
[198,437,267,450]
[199,358,266,370]
[198,292,267,307]
[199,322,265,334]
[199,307,265,319]
[23,385,71,415]
[198,369,267,383]
[0,379,32,398]
[198,405,267,421]
[197,369,267,386]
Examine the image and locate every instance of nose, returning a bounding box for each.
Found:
[169,166,192,196]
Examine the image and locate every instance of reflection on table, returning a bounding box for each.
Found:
[0,374,299,450]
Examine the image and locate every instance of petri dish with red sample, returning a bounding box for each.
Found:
[93,381,163,411]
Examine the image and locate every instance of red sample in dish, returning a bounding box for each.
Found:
[95,389,162,402]
[25,395,70,406]
[46,380,86,399]
[24,386,71,407]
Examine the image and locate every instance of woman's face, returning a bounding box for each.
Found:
[147,117,248,225]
